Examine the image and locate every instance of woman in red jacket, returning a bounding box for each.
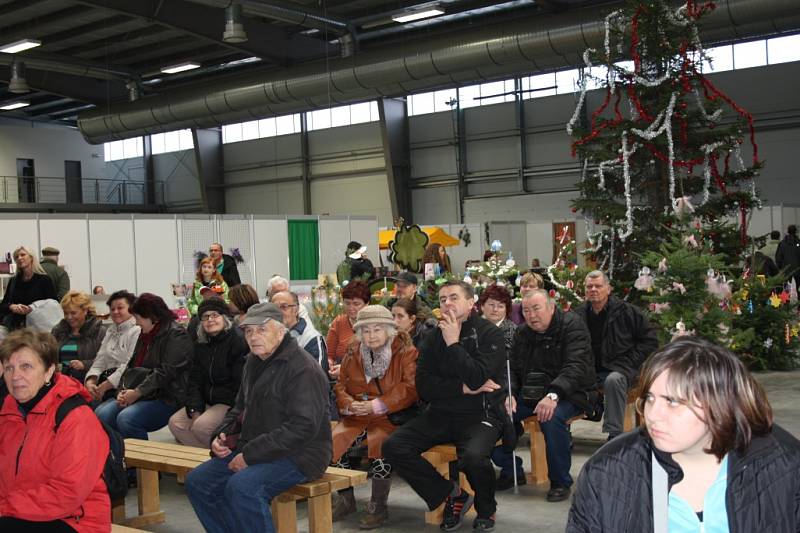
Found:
[0,329,110,533]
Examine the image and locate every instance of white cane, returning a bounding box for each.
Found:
[505,355,520,494]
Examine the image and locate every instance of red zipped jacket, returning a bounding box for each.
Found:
[0,373,110,533]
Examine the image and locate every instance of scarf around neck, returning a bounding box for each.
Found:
[360,340,393,382]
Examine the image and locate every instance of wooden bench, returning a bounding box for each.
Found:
[522,389,639,485]
[111,525,149,533]
[115,439,367,533]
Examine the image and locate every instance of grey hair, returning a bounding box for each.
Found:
[521,288,555,309]
[266,275,290,298]
[196,314,234,344]
[353,323,398,343]
[584,270,611,285]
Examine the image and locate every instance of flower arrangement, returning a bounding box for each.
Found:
[310,275,342,336]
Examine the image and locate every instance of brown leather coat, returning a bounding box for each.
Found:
[335,334,418,417]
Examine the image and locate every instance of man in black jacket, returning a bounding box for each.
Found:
[577,270,658,440]
[185,302,332,532]
[209,242,242,288]
[383,280,506,532]
[776,225,800,287]
[505,289,596,502]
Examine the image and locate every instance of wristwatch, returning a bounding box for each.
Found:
[546,392,559,402]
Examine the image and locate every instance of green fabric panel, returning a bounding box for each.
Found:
[288,220,320,280]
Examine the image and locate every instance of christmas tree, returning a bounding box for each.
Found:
[567,0,762,285]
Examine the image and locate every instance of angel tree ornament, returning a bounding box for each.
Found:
[634,266,655,292]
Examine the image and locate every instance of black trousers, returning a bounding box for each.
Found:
[0,517,77,532]
[383,408,501,518]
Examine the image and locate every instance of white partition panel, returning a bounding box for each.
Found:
[89,216,136,294]
[438,223,482,275]
[134,216,180,304]
[252,216,289,296]
[319,216,351,276]
[0,214,39,260]
[349,217,379,266]
[526,221,554,266]
[219,216,254,286]
[39,215,91,293]
[180,215,216,283]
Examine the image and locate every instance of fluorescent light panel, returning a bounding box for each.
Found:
[392,8,444,23]
[0,39,42,54]
[160,61,201,74]
[1,102,30,110]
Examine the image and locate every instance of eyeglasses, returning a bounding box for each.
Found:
[200,312,222,322]
[276,304,298,311]
[242,324,270,336]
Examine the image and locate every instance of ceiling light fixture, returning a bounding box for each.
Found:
[391,8,445,23]
[0,39,42,54]
[160,61,201,74]
[1,101,30,111]
[223,3,248,43]
[8,59,30,94]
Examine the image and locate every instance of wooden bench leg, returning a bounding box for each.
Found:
[623,401,635,433]
[423,451,450,525]
[119,468,165,528]
[272,495,298,533]
[111,498,126,523]
[307,493,333,533]
[527,424,549,485]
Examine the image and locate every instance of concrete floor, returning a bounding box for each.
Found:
[126,370,800,533]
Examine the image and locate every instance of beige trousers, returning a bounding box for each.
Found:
[168,403,231,448]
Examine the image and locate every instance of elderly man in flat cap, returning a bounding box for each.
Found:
[40,246,70,301]
[185,302,332,533]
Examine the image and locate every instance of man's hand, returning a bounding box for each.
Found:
[228,453,248,472]
[69,360,85,371]
[534,397,557,422]
[505,395,517,416]
[462,379,501,395]
[439,309,462,346]
[349,401,373,416]
[212,433,233,458]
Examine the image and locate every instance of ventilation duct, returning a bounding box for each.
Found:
[8,60,30,94]
[78,0,800,144]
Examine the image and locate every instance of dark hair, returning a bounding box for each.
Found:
[422,243,452,273]
[477,284,512,319]
[107,290,136,308]
[130,293,174,324]
[636,336,772,460]
[0,328,59,368]
[228,284,259,314]
[770,230,781,240]
[391,297,420,325]
[439,280,474,299]
[342,280,371,304]
[788,225,797,236]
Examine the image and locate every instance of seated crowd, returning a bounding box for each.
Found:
[1,241,799,533]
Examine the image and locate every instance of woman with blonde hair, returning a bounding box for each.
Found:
[331,305,418,528]
[0,246,56,331]
[186,257,230,316]
[567,336,800,532]
[51,291,107,382]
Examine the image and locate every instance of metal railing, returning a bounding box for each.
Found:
[0,175,164,206]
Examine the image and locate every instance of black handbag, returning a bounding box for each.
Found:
[374,377,423,426]
[521,371,552,408]
[120,366,152,391]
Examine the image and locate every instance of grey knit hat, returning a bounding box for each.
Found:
[353,305,395,330]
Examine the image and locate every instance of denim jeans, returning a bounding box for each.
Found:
[490,398,534,479]
[538,399,583,487]
[95,398,177,439]
[185,454,307,533]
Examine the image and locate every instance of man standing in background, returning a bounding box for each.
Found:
[40,246,70,301]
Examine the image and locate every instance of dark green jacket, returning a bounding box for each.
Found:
[40,258,70,301]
